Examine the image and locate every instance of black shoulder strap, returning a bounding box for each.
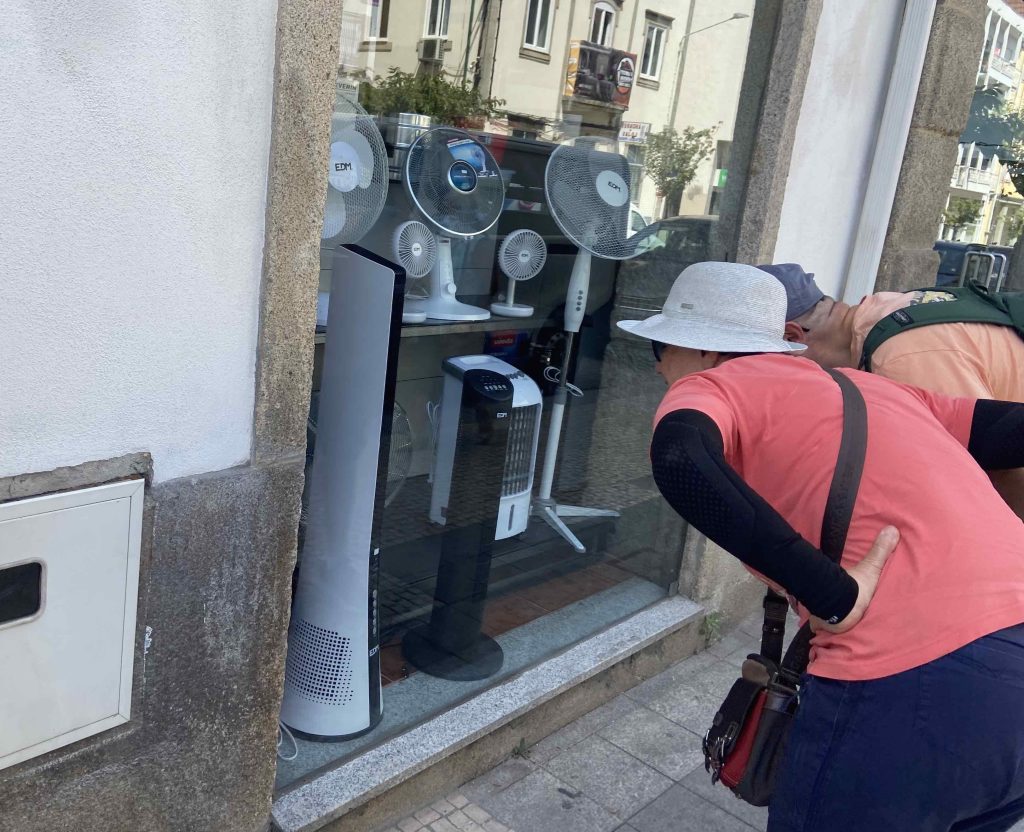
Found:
[760,369,868,672]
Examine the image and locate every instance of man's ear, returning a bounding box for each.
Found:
[783,321,808,343]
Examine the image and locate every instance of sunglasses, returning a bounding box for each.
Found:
[651,340,667,362]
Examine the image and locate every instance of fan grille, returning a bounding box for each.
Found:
[285,619,354,705]
[405,128,505,237]
[321,106,389,243]
[393,220,437,278]
[499,230,547,281]
[545,140,643,260]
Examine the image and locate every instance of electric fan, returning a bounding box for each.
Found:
[392,221,434,324]
[282,92,405,741]
[320,95,388,243]
[533,137,647,553]
[491,229,547,318]
[402,128,506,321]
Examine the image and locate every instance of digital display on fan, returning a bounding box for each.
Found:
[448,160,478,193]
[446,138,499,195]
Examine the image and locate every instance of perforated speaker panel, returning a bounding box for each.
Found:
[285,619,354,705]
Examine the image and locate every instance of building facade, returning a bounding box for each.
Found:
[0,2,988,832]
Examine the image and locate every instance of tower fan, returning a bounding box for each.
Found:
[402,128,505,321]
[282,92,404,741]
[533,138,648,553]
[491,229,547,317]
[405,355,542,681]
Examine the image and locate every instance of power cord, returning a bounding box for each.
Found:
[543,366,583,398]
[277,721,299,762]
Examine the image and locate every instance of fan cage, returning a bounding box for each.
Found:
[404,128,505,238]
[393,220,438,278]
[544,140,644,261]
[499,230,547,281]
[322,111,389,244]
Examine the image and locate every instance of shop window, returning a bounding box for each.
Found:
[524,0,553,52]
[590,2,616,47]
[640,20,667,80]
[277,0,762,792]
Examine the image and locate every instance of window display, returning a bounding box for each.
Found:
[276,0,756,792]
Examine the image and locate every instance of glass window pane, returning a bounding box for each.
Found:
[279,0,759,792]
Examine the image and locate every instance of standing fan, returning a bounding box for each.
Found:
[491,229,547,317]
[533,138,647,553]
[392,221,435,324]
[282,92,406,741]
[402,128,505,321]
[320,95,389,243]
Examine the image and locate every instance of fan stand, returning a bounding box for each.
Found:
[490,279,534,317]
[404,238,490,322]
[531,250,619,554]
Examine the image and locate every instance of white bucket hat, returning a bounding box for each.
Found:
[617,261,807,354]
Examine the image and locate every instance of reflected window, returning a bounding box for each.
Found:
[626,144,645,202]
[425,0,450,38]
[524,0,553,52]
[368,0,390,40]
[640,20,667,80]
[590,2,615,47]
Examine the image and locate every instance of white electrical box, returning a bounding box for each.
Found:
[0,479,144,771]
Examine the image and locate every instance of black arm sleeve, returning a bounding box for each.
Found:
[651,410,859,624]
[968,400,1024,470]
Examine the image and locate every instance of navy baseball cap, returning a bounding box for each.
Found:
[755,263,825,321]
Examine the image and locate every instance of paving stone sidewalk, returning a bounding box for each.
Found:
[380,613,1024,832]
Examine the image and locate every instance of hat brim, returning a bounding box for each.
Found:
[617,313,806,354]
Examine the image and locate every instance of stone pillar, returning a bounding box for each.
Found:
[875,0,988,292]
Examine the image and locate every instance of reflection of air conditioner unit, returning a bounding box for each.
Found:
[418,37,446,64]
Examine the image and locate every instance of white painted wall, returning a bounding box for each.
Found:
[0,1,279,482]
[772,0,905,298]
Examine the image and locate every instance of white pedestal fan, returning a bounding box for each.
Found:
[532,138,648,553]
[402,129,506,322]
[491,229,547,317]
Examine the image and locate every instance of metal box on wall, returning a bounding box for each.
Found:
[0,479,145,771]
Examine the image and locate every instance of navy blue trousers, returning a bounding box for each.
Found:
[768,623,1024,832]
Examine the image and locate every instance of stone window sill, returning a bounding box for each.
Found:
[359,39,392,53]
[637,76,660,90]
[520,46,552,64]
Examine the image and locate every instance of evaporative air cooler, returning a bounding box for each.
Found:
[404,356,542,681]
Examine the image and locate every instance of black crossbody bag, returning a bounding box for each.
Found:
[702,369,868,806]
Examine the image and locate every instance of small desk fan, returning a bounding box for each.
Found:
[392,221,434,324]
[534,137,647,553]
[403,128,505,321]
[491,229,547,318]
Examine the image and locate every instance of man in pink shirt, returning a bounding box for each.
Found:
[759,262,1024,518]
[618,262,1024,831]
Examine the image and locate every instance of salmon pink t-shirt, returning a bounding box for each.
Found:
[850,291,1024,400]
[655,353,1024,681]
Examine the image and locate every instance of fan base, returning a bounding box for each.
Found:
[402,310,428,324]
[406,295,490,322]
[490,301,534,318]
